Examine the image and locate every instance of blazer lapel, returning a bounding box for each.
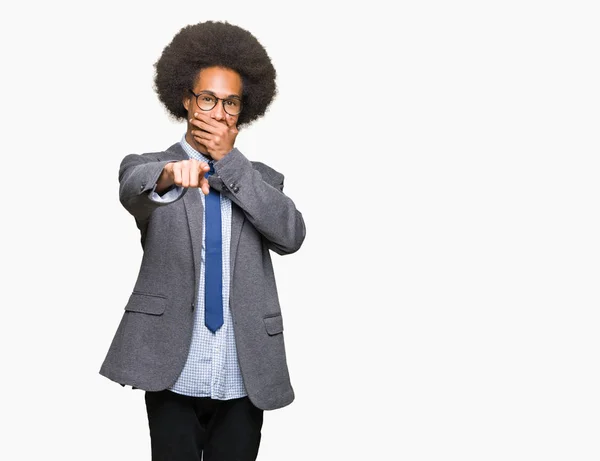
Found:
[183,190,203,289]
[165,143,204,290]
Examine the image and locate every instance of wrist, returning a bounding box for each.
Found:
[155,164,175,193]
[211,147,233,162]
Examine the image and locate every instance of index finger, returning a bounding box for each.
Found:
[193,111,217,125]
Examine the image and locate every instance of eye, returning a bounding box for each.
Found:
[225,99,240,107]
[201,95,215,103]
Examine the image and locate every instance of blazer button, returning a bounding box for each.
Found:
[233,186,240,193]
[140,184,145,191]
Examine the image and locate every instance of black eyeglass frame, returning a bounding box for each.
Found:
[188,89,243,116]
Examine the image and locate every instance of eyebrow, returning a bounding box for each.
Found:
[196,90,241,99]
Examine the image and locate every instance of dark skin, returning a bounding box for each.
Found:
[155,66,243,195]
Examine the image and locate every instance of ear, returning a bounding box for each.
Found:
[183,95,190,112]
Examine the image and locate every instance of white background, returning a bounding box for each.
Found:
[1,0,599,460]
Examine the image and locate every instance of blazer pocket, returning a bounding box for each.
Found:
[263,313,284,336]
[124,291,167,316]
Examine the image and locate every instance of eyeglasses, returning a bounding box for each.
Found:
[188,90,243,116]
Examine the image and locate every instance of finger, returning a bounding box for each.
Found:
[193,137,212,153]
[190,115,218,134]
[173,162,182,186]
[193,136,215,153]
[191,129,212,141]
[180,161,190,188]
[195,131,221,148]
[188,160,199,188]
[194,111,219,125]
[195,161,210,186]
[194,111,230,132]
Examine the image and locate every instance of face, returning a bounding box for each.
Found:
[183,66,243,126]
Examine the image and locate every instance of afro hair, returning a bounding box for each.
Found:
[153,21,277,128]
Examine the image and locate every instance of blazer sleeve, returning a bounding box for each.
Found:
[209,148,306,255]
[118,153,188,223]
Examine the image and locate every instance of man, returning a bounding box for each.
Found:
[99,20,306,461]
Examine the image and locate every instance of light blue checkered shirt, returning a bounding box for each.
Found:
[150,135,247,399]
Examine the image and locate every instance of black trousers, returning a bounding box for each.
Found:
[144,390,264,461]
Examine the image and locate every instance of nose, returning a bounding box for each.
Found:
[211,100,226,121]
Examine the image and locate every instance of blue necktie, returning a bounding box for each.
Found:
[204,161,223,332]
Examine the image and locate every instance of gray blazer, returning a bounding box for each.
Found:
[99,143,306,411]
